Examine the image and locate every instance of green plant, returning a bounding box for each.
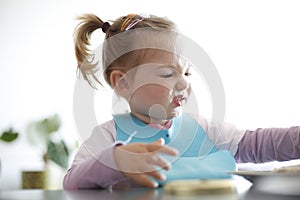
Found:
[1,127,19,174]
[27,114,70,170]
[0,128,19,143]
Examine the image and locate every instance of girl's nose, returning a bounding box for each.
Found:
[175,76,189,91]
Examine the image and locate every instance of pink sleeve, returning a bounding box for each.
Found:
[63,146,126,189]
[235,126,300,163]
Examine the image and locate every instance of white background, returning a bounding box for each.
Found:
[0,0,299,189]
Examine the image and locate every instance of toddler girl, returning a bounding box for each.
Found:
[63,13,300,189]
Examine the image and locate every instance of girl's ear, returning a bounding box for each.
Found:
[110,70,129,95]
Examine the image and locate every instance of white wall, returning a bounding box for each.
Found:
[0,0,300,189]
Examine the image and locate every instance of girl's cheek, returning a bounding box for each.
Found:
[153,86,170,97]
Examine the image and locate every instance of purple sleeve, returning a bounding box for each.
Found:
[63,146,126,189]
[235,126,300,163]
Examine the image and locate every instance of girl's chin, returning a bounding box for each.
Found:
[148,111,181,122]
[169,108,182,118]
[138,107,183,122]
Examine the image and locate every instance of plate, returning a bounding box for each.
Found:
[230,165,300,182]
[229,171,274,183]
[230,170,300,195]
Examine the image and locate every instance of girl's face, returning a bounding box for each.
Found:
[125,50,191,124]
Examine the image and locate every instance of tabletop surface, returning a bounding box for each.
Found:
[1,187,299,200]
[1,177,299,200]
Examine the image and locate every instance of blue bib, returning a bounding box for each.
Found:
[114,113,236,184]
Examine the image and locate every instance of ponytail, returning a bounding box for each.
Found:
[74,14,104,88]
[74,14,103,65]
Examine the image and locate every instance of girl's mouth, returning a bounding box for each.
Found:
[172,95,186,107]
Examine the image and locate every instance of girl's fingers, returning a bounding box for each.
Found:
[130,174,159,188]
[148,155,171,171]
[146,141,179,156]
[130,170,166,188]
[147,170,166,181]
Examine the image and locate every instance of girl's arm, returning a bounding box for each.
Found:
[63,146,125,189]
[193,114,300,163]
[63,121,126,189]
[234,126,300,163]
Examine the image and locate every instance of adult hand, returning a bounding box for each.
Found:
[113,138,178,188]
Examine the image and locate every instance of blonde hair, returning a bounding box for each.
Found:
[74,13,177,88]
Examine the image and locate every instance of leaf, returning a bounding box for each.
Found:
[47,140,69,169]
[0,128,19,143]
[40,114,61,135]
[26,114,61,149]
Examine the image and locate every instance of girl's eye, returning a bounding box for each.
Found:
[159,68,175,78]
[160,73,174,78]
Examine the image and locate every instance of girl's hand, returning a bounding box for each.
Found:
[113,138,179,188]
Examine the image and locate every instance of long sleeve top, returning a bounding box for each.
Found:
[63,114,300,189]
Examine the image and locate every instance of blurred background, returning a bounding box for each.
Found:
[1,0,300,190]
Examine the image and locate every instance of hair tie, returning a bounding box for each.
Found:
[102,22,111,33]
[121,14,144,31]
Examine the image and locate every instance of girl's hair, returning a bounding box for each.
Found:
[74,14,177,88]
